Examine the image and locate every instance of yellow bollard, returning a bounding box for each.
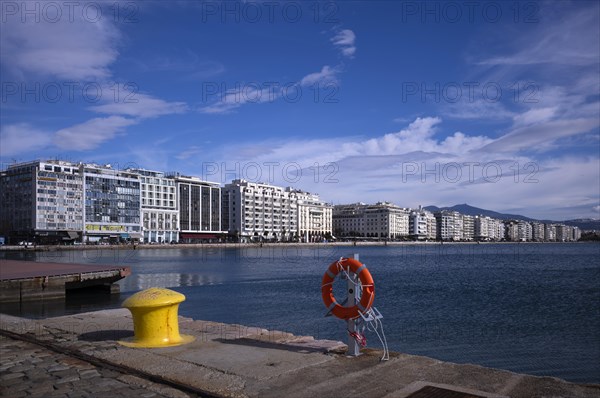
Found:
[119,287,195,348]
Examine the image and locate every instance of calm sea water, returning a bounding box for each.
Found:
[2,243,599,383]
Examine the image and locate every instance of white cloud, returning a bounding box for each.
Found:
[1,10,120,80]
[90,88,189,118]
[300,65,339,87]
[200,64,344,114]
[477,4,599,67]
[54,116,137,150]
[199,116,598,219]
[0,123,52,157]
[331,29,356,58]
[176,146,203,160]
[199,85,281,114]
[512,107,558,127]
[482,118,599,153]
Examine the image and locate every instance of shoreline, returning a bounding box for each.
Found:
[0,240,595,252]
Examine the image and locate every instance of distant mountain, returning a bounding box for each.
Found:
[563,219,600,231]
[423,204,600,231]
[424,204,535,221]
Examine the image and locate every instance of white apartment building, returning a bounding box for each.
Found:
[435,210,463,241]
[176,174,223,242]
[295,190,333,242]
[131,169,178,243]
[573,226,582,241]
[531,222,545,241]
[0,160,84,244]
[544,224,557,241]
[83,164,141,242]
[333,202,410,239]
[462,214,475,241]
[475,216,506,241]
[409,206,436,240]
[556,224,576,242]
[222,179,298,242]
[517,220,533,241]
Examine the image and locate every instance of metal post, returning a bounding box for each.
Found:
[347,253,361,356]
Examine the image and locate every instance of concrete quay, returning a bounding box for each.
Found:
[1,309,598,398]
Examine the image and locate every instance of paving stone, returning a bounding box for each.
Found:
[48,364,71,372]
[55,374,81,384]
[0,371,25,380]
[78,369,101,379]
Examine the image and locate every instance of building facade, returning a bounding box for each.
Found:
[531,222,545,241]
[222,179,298,242]
[83,164,141,242]
[409,206,436,240]
[435,210,463,241]
[176,175,223,242]
[132,169,179,243]
[0,160,83,244]
[333,202,410,239]
[295,190,333,242]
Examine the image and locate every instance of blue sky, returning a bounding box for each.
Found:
[1,0,599,220]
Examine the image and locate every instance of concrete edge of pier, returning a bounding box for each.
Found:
[1,309,599,398]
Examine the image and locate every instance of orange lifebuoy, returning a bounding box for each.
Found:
[321,258,375,320]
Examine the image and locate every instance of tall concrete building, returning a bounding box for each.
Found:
[435,210,463,241]
[517,220,533,241]
[222,179,298,242]
[82,163,141,242]
[475,216,506,241]
[175,174,223,242]
[131,169,179,243]
[462,214,475,241]
[409,206,436,240]
[544,224,557,241]
[0,160,83,244]
[531,222,545,241]
[556,224,575,242]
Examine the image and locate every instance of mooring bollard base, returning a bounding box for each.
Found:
[118,334,196,348]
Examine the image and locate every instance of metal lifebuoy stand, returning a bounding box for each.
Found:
[347,253,362,356]
[322,254,388,359]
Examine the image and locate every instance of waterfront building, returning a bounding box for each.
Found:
[222,179,298,242]
[334,202,410,239]
[517,220,533,241]
[332,203,365,238]
[82,163,141,243]
[409,206,436,240]
[462,214,475,241]
[544,224,557,241]
[435,210,463,241]
[556,224,575,242]
[0,160,83,244]
[294,190,333,242]
[474,215,491,241]
[572,226,581,241]
[492,219,506,241]
[175,174,223,242]
[504,220,519,241]
[531,222,545,242]
[130,169,178,244]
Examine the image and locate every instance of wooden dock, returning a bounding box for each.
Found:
[0,260,131,303]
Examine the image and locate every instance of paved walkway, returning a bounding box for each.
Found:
[0,335,194,398]
[1,310,599,398]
